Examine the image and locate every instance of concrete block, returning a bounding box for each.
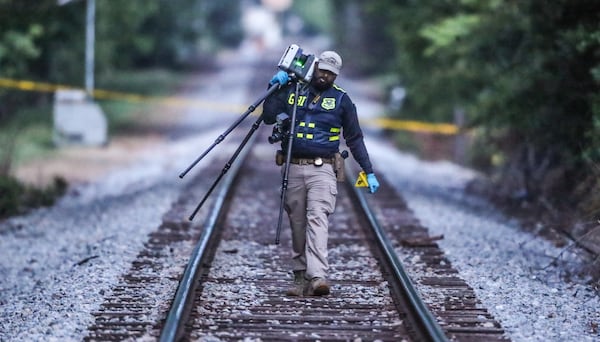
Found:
[53,89,108,147]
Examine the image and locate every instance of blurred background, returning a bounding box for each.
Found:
[0,0,599,240]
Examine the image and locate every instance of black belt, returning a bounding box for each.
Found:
[289,156,335,166]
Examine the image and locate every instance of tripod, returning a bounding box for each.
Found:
[180,75,302,246]
[274,81,300,244]
[180,82,283,221]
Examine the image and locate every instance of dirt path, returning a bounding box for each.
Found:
[15,134,169,187]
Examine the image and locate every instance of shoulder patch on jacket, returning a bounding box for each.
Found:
[333,84,346,93]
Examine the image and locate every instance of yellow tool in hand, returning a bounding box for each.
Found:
[354,171,369,188]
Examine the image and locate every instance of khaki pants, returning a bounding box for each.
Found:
[283,163,338,280]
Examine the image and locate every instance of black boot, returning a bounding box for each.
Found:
[307,277,330,296]
[285,270,306,296]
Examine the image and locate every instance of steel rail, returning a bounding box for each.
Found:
[162,137,448,341]
[159,132,256,342]
[347,173,450,342]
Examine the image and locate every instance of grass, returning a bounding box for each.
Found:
[0,104,56,170]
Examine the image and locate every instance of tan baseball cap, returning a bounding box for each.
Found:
[318,51,342,75]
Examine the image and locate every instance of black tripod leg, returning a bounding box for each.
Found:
[275,82,300,244]
[274,176,288,244]
[179,83,281,179]
[188,115,264,221]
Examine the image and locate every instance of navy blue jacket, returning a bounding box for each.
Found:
[263,82,373,174]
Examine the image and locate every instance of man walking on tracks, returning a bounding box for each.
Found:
[263,49,380,296]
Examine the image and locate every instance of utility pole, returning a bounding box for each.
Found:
[58,0,95,97]
[85,0,95,97]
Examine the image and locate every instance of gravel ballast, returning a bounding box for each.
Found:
[367,140,599,342]
[1,136,597,341]
[0,132,228,341]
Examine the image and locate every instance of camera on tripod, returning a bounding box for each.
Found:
[278,44,317,83]
[268,113,290,144]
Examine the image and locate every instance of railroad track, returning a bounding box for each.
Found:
[84,122,509,341]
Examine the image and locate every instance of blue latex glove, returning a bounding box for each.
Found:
[269,70,289,85]
[366,173,380,193]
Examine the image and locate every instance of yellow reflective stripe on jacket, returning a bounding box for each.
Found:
[296,121,341,142]
[299,121,316,128]
[297,132,315,139]
[329,127,341,141]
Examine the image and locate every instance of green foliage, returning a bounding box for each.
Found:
[0,175,23,218]
[355,0,599,174]
[0,0,244,128]
[0,104,54,168]
[0,174,67,219]
[292,0,334,34]
[325,0,600,219]
[419,14,481,57]
[96,68,183,95]
[23,176,68,208]
[0,0,243,87]
[0,1,244,219]
[93,0,242,70]
[329,1,397,76]
[0,2,47,79]
[0,24,43,77]
[1,0,597,219]
[203,1,244,49]
[95,1,159,71]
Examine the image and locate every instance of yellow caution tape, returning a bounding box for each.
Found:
[0,77,247,114]
[0,77,461,134]
[0,78,70,93]
[355,171,368,188]
[363,117,459,135]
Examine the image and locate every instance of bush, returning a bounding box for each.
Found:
[0,175,24,218]
[0,175,67,219]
